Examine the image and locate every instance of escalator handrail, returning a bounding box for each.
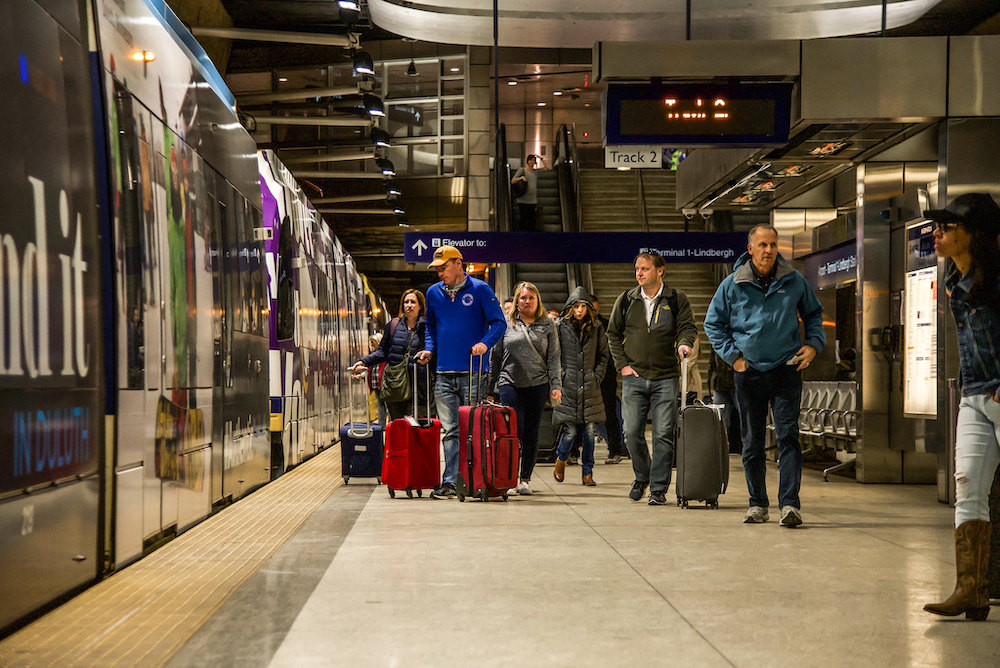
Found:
[495,123,513,232]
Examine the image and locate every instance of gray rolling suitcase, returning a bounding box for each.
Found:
[675,357,729,508]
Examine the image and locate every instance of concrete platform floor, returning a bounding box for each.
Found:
[172,450,1000,668]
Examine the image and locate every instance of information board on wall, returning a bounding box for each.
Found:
[903,221,937,417]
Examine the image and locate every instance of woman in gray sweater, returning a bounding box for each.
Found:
[553,288,609,486]
[489,282,562,495]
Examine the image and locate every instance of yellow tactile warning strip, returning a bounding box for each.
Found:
[0,446,344,667]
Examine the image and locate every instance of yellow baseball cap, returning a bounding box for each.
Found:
[428,244,463,269]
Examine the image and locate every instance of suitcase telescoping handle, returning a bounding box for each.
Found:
[467,350,487,406]
[410,357,432,420]
[680,355,689,410]
[349,360,373,439]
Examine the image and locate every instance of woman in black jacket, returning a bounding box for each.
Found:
[553,288,609,485]
[351,289,429,422]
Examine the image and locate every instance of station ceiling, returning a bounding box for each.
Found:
[183,1,1000,302]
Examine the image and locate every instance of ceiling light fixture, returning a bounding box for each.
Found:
[537,102,546,107]
[507,80,517,86]
[450,67,460,73]
[364,93,385,117]
[277,76,288,83]
[371,129,391,148]
[553,90,563,96]
[406,59,417,76]
[385,181,402,197]
[376,158,395,176]
[353,51,375,77]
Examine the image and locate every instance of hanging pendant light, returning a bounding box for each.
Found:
[406,59,417,77]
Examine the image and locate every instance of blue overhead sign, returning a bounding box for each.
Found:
[404,232,746,264]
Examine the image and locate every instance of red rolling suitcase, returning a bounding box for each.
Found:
[382,364,441,498]
[457,354,519,502]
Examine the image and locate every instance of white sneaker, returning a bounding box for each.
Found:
[779,506,803,528]
[744,506,769,523]
[515,480,532,495]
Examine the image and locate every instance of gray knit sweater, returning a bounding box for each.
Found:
[489,316,562,390]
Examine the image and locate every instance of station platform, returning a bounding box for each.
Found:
[2,443,998,667]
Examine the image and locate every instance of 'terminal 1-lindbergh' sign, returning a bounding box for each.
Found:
[404,232,746,264]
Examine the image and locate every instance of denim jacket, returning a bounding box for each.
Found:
[945,265,1000,397]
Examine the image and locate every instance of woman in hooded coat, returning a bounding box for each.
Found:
[553,288,609,485]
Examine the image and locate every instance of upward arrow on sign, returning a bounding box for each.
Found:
[410,239,428,256]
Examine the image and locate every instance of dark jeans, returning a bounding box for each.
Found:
[517,203,537,230]
[498,383,549,481]
[734,365,803,509]
[713,389,743,453]
[600,375,625,456]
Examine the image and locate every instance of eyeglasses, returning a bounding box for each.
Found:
[933,221,962,233]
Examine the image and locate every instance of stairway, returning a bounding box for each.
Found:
[512,169,570,311]
[579,169,719,389]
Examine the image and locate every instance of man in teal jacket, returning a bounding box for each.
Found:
[704,224,825,528]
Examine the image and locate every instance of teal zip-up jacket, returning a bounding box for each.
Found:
[704,252,825,372]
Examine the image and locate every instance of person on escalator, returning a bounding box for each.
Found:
[511,154,542,230]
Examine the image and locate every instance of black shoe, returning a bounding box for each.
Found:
[648,490,667,506]
[430,483,456,499]
[629,481,648,501]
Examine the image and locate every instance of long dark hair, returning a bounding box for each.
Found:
[967,226,1000,314]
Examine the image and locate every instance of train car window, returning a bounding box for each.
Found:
[246,200,267,337]
[276,216,295,340]
[218,199,235,388]
[112,83,147,390]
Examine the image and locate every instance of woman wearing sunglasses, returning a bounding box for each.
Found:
[924,193,1000,621]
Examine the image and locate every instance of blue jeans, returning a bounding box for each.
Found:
[954,393,1000,526]
[498,383,549,481]
[556,423,596,475]
[435,372,488,485]
[622,374,679,493]
[734,365,803,509]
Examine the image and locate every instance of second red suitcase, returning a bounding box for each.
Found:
[382,364,441,498]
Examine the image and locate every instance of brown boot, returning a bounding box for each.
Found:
[554,459,566,483]
[582,474,596,486]
[924,520,991,620]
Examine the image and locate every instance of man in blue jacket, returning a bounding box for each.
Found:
[415,245,506,498]
[704,225,825,528]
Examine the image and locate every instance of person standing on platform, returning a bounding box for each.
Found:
[552,288,609,486]
[608,252,696,506]
[511,155,541,230]
[922,193,1000,621]
[704,224,825,528]
[489,281,562,495]
[592,295,626,464]
[351,289,428,423]
[416,245,506,499]
[709,350,743,454]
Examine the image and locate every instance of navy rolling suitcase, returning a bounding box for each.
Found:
[341,374,384,484]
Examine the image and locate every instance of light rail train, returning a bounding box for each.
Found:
[1,0,376,633]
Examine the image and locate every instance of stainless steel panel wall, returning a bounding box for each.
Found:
[948,36,1000,117]
[595,40,801,82]
[801,37,947,121]
[856,163,903,482]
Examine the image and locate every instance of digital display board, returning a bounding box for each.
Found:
[903,221,938,418]
[603,82,793,147]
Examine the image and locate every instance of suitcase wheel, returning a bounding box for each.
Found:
[344,477,350,484]
[676,497,682,507]
[388,488,395,498]
[406,489,413,498]
[417,489,423,498]
[457,493,466,502]
[376,478,381,485]
[708,499,719,509]
[502,492,509,502]
[480,491,490,502]
[680,499,690,509]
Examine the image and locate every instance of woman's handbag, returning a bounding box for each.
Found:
[380,329,415,404]
[511,178,528,199]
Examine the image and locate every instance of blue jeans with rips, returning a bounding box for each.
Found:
[435,372,488,485]
[954,393,1000,527]
[556,423,596,476]
[734,364,803,509]
[622,374,679,493]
